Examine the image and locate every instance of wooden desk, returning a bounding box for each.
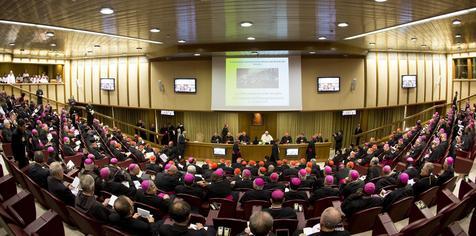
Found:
[184,142,331,162]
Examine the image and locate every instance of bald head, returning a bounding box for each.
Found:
[320,207,343,232]
[249,211,273,236]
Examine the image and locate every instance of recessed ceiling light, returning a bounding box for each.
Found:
[421,44,427,48]
[20,49,24,51]
[247,36,255,40]
[309,51,316,54]
[375,0,387,2]
[87,50,93,53]
[136,47,142,50]
[94,44,101,47]
[150,28,160,33]
[45,31,55,37]
[240,21,253,27]
[318,36,327,40]
[178,40,186,43]
[369,42,376,46]
[50,43,56,47]
[337,22,349,27]
[452,19,462,25]
[194,53,200,56]
[8,43,14,46]
[100,7,114,15]
[455,34,462,38]
[411,37,417,42]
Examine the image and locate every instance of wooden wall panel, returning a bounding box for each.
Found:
[128,57,139,107]
[84,59,92,103]
[425,54,433,102]
[99,59,109,105]
[377,52,388,106]
[91,59,101,104]
[366,53,377,107]
[64,60,71,102]
[77,60,85,102]
[440,54,447,102]
[408,53,418,103]
[398,53,408,105]
[139,57,150,108]
[118,57,128,106]
[71,60,78,101]
[388,53,399,106]
[417,54,425,103]
[109,58,119,106]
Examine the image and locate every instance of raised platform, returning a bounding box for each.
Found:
[184,142,332,162]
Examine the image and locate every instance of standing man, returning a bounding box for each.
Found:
[221,123,229,140]
[136,120,147,140]
[86,103,94,127]
[306,136,316,161]
[177,131,187,160]
[149,124,157,143]
[333,130,343,153]
[35,88,43,105]
[12,119,28,168]
[354,124,363,145]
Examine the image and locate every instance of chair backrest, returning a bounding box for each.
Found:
[440,176,458,192]
[63,153,83,167]
[95,157,110,168]
[40,189,74,226]
[2,143,13,157]
[354,165,368,176]
[305,217,321,227]
[9,160,28,190]
[283,199,309,210]
[416,186,439,207]
[23,174,48,208]
[117,159,133,169]
[23,210,65,236]
[311,196,340,218]
[347,206,382,234]
[213,218,248,236]
[1,154,13,175]
[0,175,17,202]
[176,193,203,210]
[209,198,237,218]
[381,185,397,191]
[133,202,163,220]
[66,206,104,236]
[103,225,131,236]
[400,214,442,236]
[273,219,298,236]
[4,191,36,227]
[243,200,270,220]
[370,176,383,184]
[189,213,206,225]
[387,196,414,222]
[0,163,3,177]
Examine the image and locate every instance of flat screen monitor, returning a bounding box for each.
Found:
[402,75,417,88]
[342,110,357,116]
[213,147,226,156]
[100,78,115,91]
[174,78,197,93]
[286,148,299,156]
[317,77,340,92]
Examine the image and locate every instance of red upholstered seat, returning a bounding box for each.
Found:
[24,174,48,208]
[103,225,131,236]
[213,218,248,236]
[416,186,439,207]
[41,189,75,226]
[7,210,65,236]
[273,219,298,236]
[133,201,165,220]
[209,198,237,218]
[305,217,321,227]
[0,175,17,202]
[176,193,209,215]
[4,191,36,227]
[440,176,458,192]
[117,159,133,169]
[283,199,309,218]
[66,206,104,236]
[243,200,270,220]
[2,143,13,158]
[95,157,110,168]
[346,206,382,234]
[63,152,83,167]
[311,196,340,218]
[190,213,206,225]
[399,214,442,236]
[386,196,414,222]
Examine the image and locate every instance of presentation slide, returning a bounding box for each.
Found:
[212,56,302,111]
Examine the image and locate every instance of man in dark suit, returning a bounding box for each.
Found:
[309,175,340,203]
[27,151,50,189]
[2,120,13,142]
[175,174,205,199]
[354,124,363,145]
[263,190,297,219]
[47,162,76,206]
[280,132,292,144]
[428,134,449,162]
[285,178,308,201]
[240,178,271,203]
[155,165,181,192]
[296,133,307,144]
[75,174,112,222]
[62,137,77,156]
[135,180,171,213]
[109,195,159,235]
[12,119,28,168]
[306,137,316,161]
[158,200,208,236]
[436,157,455,186]
[233,169,253,190]
[412,162,437,197]
[210,132,222,143]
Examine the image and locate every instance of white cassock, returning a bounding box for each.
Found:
[261,134,274,143]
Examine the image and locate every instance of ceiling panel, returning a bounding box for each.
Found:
[0,0,474,58]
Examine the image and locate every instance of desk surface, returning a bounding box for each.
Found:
[184,142,332,162]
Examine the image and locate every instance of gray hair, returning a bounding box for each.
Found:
[320,207,342,230]
[49,162,63,178]
[80,174,95,193]
[249,211,273,236]
[187,165,196,174]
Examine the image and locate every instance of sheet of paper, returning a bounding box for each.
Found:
[303,223,320,235]
[66,160,75,169]
[71,188,79,196]
[159,154,168,163]
[133,180,141,189]
[108,195,118,207]
[121,181,130,188]
[408,179,415,186]
[71,177,80,188]
[137,208,150,218]
[145,152,154,159]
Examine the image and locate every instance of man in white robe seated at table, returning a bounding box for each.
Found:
[261,131,274,144]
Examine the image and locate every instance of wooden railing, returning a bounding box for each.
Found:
[354,93,476,143]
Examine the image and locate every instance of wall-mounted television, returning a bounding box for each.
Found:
[213,147,226,156]
[286,148,299,156]
[342,110,357,116]
[317,77,340,92]
[402,75,417,88]
[100,78,115,91]
[160,110,175,116]
[174,78,197,93]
